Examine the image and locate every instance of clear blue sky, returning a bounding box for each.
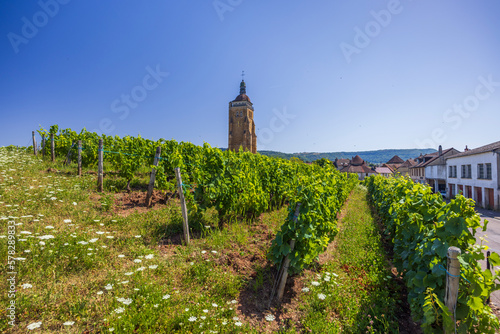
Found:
[1,1,499,153]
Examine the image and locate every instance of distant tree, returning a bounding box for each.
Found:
[290,157,306,164]
[313,158,332,167]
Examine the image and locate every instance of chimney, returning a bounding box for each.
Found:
[438,145,443,156]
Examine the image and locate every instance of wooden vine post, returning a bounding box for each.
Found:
[77,140,82,176]
[487,251,491,304]
[444,246,461,333]
[146,146,161,207]
[97,139,103,192]
[50,133,55,162]
[32,131,37,156]
[175,167,190,245]
[277,203,302,301]
[41,135,46,157]
[64,141,74,165]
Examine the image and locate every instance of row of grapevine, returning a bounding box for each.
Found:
[268,166,358,274]
[365,175,499,333]
[37,125,358,276]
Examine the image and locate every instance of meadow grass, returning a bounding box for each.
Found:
[1,149,403,333]
[298,185,401,333]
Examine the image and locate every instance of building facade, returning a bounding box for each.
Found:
[228,80,257,153]
[396,159,417,176]
[410,152,439,184]
[446,141,500,210]
[339,155,377,180]
[424,146,460,193]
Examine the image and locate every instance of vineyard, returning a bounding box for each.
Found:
[34,125,358,275]
[1,125,498,333]
[366,175,500,333]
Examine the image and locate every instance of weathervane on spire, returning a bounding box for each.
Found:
[241,70,245,81]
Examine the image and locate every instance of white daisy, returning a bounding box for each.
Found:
[27,322,42,330]
[265,314,275,322]
[113,307,125,314]
[122,298,132,305]
[21,283,33,289]
[317,293,326,300]
[162,294,170,300]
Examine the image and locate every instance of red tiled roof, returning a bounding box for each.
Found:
[398,159,417,168]
[340,164,376,174]
[351,155,364,166]
[375,167,393,174]
[446,141,500,159]
[386,155,404,164]
[412,149,457,168]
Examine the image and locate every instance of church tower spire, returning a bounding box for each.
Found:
[240,80,246,95]
[228,74,257,153]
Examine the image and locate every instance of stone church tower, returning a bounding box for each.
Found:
[228,79,257,153]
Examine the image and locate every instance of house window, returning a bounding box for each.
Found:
[461,165,471,178]
[449,166,457,178]
[486,163,492,179]
[478,164,485,179]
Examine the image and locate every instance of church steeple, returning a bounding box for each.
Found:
[240,80,246,95]
[228,72,256,153]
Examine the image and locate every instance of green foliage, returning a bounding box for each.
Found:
[269,164,358,273]
[38,125,359,276]
[312,157,331,167]
[365,175,500,333]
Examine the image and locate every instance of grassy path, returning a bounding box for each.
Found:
[297,185,404,333]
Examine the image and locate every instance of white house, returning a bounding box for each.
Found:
[424,146,460,193]
[445,141,500,210]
